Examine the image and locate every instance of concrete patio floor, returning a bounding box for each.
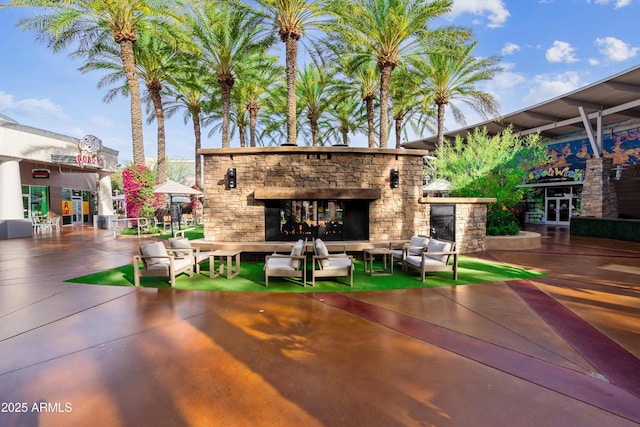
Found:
[0,225,639,426]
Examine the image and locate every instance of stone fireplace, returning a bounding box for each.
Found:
[199,146,429,243]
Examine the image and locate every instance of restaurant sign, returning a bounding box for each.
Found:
[76,135,104,169]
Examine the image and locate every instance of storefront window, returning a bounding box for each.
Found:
[21,185,48,218]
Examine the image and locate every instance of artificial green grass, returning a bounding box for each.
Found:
[66,257,544,293]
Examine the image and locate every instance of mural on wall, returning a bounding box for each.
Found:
[529,124,640,183]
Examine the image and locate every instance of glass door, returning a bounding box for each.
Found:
[546,197,572,225]
[72,197,83,225]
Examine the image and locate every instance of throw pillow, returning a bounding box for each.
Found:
[426,239,452,264]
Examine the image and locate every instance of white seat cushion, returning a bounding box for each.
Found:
[325,257,352,269]
[168,237,193,258]
[266,257,296,270]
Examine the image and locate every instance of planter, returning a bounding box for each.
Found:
[486,231,541,250]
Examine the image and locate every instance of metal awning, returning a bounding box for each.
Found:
[404,65,640,152]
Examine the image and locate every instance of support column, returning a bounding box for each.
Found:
[0,158,32,238]
[96,173,116,229]
[581,157,618,218]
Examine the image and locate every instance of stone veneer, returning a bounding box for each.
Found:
[200,146,492,253]
[581,157,618,218]
[421,197,496,253]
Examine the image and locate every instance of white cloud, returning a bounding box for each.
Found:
[501,42,520,56]
[449,0,510,28]
[589,0,632,8]
[594,36,639,61]
[588,57,601,66]
[524,71,583,104]
[0,90,68,120]
[546,41,578,63]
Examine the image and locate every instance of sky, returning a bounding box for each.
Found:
[1,0,639,163]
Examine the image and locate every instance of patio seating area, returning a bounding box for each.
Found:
[1,225,639,426]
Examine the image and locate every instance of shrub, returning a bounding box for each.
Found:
[486,208,520,236]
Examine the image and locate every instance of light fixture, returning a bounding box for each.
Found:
[390,169,399,188]
[227,167,237,188]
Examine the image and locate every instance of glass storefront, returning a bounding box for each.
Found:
[22,185,48,218]
[524,185,582,225]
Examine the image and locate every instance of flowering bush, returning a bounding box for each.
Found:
[122,164,156,221]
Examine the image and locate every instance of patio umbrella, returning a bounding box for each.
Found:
[153,180,203,236]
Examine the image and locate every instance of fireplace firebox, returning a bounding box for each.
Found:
[265,200,369,241]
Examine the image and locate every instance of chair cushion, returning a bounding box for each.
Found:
[140,242,169,267]
[168,237,192,257]
[290,240,304,269]
[266,257,296,271]
[315,239,330,268]
[325,257,352,269]
[426,239,452,264]
[408,236,429,256]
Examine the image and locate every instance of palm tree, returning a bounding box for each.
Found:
[414,40,502,152]
[234,57,283,147]
[164,82,207,188]
[297,63,334,146]
[389,64,422,148]
[188,1,273,148]
[253,0,324,146]
[325,96,367,146]
[326,0,457,148]
[78,27,180,183]
[7,0,183,165]
[338,58,379,148]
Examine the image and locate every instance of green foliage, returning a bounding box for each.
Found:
[433,127,549,235]
[486,208,520,236]
[433,126,549,209]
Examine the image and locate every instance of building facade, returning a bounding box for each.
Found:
[0,114,119,239]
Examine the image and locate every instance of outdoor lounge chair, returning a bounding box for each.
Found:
[264,239,307,287]
[403,239,458,282]
[168,237,212,274]
[133,241,193,287]
[391,235,430,266]
[312,238,353,287]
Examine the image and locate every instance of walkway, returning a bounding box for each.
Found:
[0,225,639,426]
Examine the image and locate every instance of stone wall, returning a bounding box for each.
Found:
[581,157,618,218]
[421,198,494,253]
[200,147,492,253]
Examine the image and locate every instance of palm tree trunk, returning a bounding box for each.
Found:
[119,40,145,165]
[284,35,298,146]
[379,65,392,149]
[341,127,348,145]
[437,102,446,155]
[191,108,202,188]
[311,118,318,147]
[239,125,246,148]
[150,86,166,183]
[249,105,258,147]
[365,96,375,148]
[220,76,233,148]
[395,116,402,149]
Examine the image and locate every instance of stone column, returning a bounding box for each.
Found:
[581,157,618,218]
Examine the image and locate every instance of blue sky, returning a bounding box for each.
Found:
[1,0,639,163]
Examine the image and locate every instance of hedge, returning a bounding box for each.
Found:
[570,217,640,242]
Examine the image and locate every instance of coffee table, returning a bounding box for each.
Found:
[363,248,394,276]
[209,249,242,279]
